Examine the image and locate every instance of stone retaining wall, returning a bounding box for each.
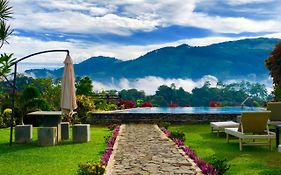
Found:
[88,112,238,124]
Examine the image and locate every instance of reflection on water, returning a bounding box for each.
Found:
[118,107,265,114]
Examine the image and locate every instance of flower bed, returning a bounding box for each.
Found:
[77,125,120,175]
[101,125,120,165]
[161,128,218,175]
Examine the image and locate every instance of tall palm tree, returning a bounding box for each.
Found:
[0,0,12,48]
[0,0,13,77]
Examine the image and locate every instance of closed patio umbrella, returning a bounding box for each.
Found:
[61,54,77,119]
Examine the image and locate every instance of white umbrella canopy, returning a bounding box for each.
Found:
[61,54,77,117]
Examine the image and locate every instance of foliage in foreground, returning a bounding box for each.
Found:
[161,127,219,174]
[161,127,232,175]
[77,162,105,175]
[77,125,120,175]
[169,124,281,175]
[0,126,110,175]
[209,155,230,175]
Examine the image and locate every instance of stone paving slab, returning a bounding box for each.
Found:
[105,124,202,175]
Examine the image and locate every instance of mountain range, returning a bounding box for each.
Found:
[25,38,280,82]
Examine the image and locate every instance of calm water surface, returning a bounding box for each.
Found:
[117,107,265,114]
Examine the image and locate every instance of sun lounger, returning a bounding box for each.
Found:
[225,111,275,151]
[210,121,239,136]
[267,102,281,125]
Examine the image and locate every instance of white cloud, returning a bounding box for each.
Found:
[9,0,281,36]
[0,34,242,67]
[225,0,275,5]
[92,75,218,95]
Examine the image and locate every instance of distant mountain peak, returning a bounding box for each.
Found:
[176,44,192,48]
[26,37,280,81]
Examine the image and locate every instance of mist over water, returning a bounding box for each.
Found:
[18,63,273,95]
[92,75,273,95]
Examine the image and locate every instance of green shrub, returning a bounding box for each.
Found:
[273,85,281,101]
[1,108,15,128]
[107,124,119,130]
[94,101,118,111]
[136,99,143,107]
[158,122,171,129]
[171,131,185,141]
[209,155,230,175]
[76,95,95,123]
[0,113,3,127]
[77,161,105,175]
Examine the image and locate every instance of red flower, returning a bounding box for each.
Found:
[209,101,222,107]
[117,100,136,109]
[141,102,153,107]
[168,103,178,108]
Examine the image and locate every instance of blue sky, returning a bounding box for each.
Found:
[2,0,281,64]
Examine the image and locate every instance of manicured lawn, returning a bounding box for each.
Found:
[170,124,281,175]
[0,126,110,175]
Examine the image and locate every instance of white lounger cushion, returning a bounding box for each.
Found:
[211,121,239,130]
[225,128,276,139]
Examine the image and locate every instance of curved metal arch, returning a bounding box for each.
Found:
[9,49,70,146]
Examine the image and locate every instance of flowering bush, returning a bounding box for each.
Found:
[168,103,178,108]
[209,101,222,107]
[78,125,120,174]
[77,162,105,175]
[101,126,120,165]
[141,101,153,107]
[0,108,15,128]
[117,100,135,109]
[161,127,218,175]
[107,124,119,130]
[170,131,185,141]
[76,95,95,123]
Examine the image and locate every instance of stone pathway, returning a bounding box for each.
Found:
[105,124,201,175]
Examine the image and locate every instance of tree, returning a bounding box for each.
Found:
[155,85,173,105]
[119,89,145,101]
[0,0,14,77]
[265,42,281,85]
[76,76,93,96]
[19,86,50,124]
[32,77,61,110]
[265,42,281,100]
[0,0,12,48]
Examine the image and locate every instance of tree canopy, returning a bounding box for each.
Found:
[265,42,281,100]
[0,0,13,77]
[76,76,94,96]
[265,42,281,86]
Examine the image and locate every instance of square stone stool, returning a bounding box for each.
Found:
[278,145,281,153]
[73,124,90,143]
[210,121,239,136]
[61,122,70,140]
[15,125,33,143]
[38,127,57,146]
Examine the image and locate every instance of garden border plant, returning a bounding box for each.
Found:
[77,125,120,175]
[161,127,219,175]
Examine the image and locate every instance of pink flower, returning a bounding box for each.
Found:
[161,127,218,175]
[101,125,120,166]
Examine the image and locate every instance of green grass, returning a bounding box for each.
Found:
[169,124,281,175]
[0,126,110,175]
